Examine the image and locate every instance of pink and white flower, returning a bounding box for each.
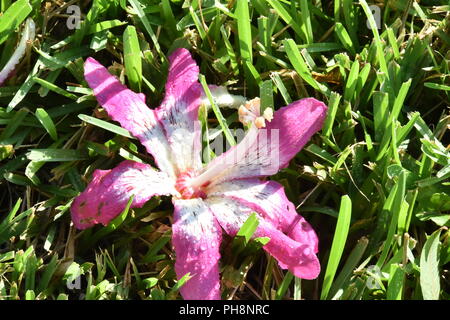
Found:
[71,48,328,300]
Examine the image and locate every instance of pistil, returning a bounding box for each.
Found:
[189,97,274,189]
[188,124,260,189]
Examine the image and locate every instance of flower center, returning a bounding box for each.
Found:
[175,169,207,199]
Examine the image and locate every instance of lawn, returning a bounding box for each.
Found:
[0,0,449,300]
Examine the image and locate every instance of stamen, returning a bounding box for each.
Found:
[263,107,274,122]
[237,97,273,128]
[254,117,266,128]
[238,104,256,126]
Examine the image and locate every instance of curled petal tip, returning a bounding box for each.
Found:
[84,57,101,71]
[303,97,328,118]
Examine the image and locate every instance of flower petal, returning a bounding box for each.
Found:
[84,57,175,177]
[156,48,203,173]
[0,18,35,86]
[172,198,222,300]
[71,160,176,230]
[200,98,327,185]
[206,197,320,279]
[202,85,247,110]
[207,179,318,253]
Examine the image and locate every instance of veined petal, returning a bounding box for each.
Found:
[207,179,318,253]
[266,98,327,169]
[156,49,203,173]
[172,198,222,300]
[193,98,327,187]
[206,197,320,280]
[84,57,175,177]
[71,160,176,230]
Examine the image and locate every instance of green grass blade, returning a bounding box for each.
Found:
[128,0,166,63]
[123,25,142,92]
[376,170,407,268]
[275,272,294,300]
[424,83,450,91]
[266,0,303,41]
[198,74,236,146]
[78,114,134,139]
[0,198,22,228]
[32,77,78,100]
[372,91,389,142]
[283,39,319,91]
[391,79,412,123]
[26,149,87,162]
[386,28,400,60]
[236,213,259,245]
[328,237,368,299]
[320,195,352,300]
[344,60,359,102]
[188,6,207,40]
[259,79,274,114]
[386,263,405,300]
[0,0,32,45]
[376,79,412,161]
[270,72,292,105]
[236,0,253,69]
[6,59,42,112]
[35,108,58,141]
[160,0,177,35]
[334,22,356,56]
[220,25,239,75]
[0,108,27,142]
[420,228,442,300]
[359,0,388,77]
[89,196,135,244]
[322,92,341,138]
[298,0,313,44]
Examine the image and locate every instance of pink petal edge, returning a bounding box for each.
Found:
[207,196,320,280]
[172,198,222,300]
[266,97,328,170]
[156,48,203,173]
[71,160,176,230]
[202,98,328,185]
[207,179,319,253]
[255,219,321,279]
[84,57,175,177]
